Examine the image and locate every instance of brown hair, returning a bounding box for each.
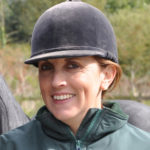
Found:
[94,56,122,98]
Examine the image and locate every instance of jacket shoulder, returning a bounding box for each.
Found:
[0,120,42,150]
[115,123,150,149]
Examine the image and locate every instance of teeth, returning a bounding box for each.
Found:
[53,94,74,100]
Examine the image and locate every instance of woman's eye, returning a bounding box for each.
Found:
[40,63,53,71]
[67,63,79,69]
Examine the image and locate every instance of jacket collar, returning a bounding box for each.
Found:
[36,102,128,143]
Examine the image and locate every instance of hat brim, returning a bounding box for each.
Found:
[24,49,117,67]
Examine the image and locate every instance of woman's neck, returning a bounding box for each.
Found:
[64,105,102,135]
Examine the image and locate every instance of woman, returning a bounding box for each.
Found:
[0,0,150,149]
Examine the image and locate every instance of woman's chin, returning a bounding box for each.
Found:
[52,109,82,126]
[53,111,75,122]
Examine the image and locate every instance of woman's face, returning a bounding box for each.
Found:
[38,56,108,125]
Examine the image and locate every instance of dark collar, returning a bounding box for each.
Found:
[36,102,128,143]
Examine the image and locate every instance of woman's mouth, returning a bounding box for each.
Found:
[52,94,75,101]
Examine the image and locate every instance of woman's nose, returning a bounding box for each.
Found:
[51,71,67,88]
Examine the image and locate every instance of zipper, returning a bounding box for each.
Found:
[67,110,101,150]
[66,126,82,150]
[76,140,81,150]
[81,110,101,141]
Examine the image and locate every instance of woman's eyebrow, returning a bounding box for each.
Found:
[41,60,49,63]
[39,60,51,65]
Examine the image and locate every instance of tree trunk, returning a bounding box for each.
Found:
[130,66,138,97]
[0,0,7,48]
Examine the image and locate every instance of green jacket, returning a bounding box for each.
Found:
[0,102,150,150]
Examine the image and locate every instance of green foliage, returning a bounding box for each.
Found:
[5,0,64,42]
[108,6,150,96]
[0,26,6,47]
[109,6,150,78]
[105,0,150,13]
[83,0,107,11]
[0,0,7,47]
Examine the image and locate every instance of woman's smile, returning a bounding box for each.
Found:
[51,93,76,105]
[52,93,75,101]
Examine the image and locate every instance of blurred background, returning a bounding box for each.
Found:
[0,0,150,117]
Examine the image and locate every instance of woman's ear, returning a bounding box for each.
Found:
[100,65,116,91]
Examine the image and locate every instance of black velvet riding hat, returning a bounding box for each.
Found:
[25,0,118,66]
